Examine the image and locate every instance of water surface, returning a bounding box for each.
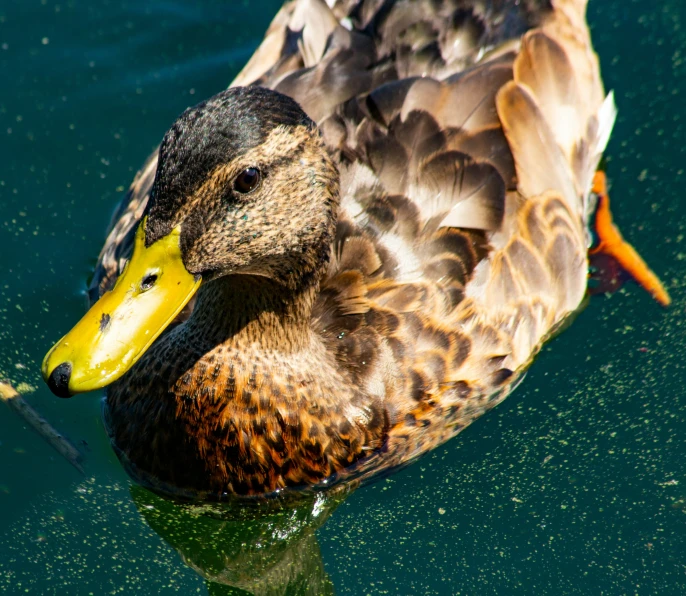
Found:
[1,0,685,593]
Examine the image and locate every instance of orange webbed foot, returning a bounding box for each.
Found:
[589,171,671,307]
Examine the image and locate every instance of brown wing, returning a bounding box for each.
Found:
[230,0,614,464]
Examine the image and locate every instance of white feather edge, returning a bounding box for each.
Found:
[581,91,617,217]
[595,92,617,162]
[437,194,501,231]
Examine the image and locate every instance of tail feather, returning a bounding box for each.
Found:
[500,13,613,220]
[496,80,580,221]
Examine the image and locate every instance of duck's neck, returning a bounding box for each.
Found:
[183,273,318,353]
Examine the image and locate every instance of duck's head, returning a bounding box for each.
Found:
[42,86,339,397]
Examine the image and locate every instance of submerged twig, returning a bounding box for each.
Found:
[0,381,84,474]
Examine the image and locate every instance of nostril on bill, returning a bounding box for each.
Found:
[99,312,111,333]
[48,362,73,398]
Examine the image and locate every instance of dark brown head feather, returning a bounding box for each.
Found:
[146,87,315,245]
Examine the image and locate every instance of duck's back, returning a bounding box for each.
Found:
[243,0,612,454]
[92,0,614,486]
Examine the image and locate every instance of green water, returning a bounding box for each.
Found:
[1,0,686,593]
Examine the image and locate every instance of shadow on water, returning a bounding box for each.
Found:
[129,485,347,596]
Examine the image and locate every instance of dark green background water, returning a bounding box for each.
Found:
[1,1,685,594]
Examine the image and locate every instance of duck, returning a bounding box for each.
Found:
[42,0,669,499]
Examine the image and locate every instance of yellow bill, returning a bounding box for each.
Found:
[42,218,201,397]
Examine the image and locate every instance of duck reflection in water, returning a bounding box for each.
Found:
[129,484,353,595]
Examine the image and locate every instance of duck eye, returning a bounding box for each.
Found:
[234,168,261,194]
[140,273,158,292]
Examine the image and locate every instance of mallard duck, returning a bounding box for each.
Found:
[42,0,668,499]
